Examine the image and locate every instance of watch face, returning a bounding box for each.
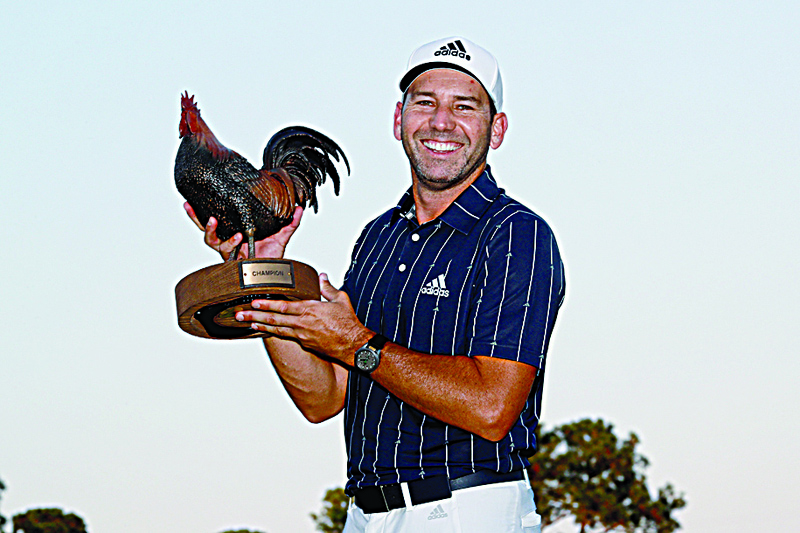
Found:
[355,348,379,372]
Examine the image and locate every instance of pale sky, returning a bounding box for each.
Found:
[2,2,798,532]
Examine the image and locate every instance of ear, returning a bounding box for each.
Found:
[489,112,509,150]
[393,101,403,141]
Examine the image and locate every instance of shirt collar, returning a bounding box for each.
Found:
[391,166,502,234]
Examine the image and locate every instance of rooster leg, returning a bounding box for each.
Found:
[246,227,257,259]
[227,241,244,262]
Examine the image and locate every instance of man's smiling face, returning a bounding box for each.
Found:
[395,69,499,191]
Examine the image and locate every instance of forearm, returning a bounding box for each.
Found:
[369,342,536,442]
[262,335,348,423]
[240,283,535,439]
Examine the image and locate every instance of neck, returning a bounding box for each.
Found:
[411,163,485,224]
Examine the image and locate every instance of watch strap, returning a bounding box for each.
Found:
[367,334,389,351]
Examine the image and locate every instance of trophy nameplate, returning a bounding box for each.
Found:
[239,260,295,288]
[175,259,319,340]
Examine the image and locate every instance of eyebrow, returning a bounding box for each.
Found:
[409,91,484,104]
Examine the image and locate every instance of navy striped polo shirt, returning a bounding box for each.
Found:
[340,167,565,494]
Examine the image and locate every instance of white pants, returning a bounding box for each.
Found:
[343,479,541,533]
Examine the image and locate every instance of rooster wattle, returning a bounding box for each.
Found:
[174,91,349,259]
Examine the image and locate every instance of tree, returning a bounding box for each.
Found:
[12,508,87,533]
[310,487,348,533]
[309,419,685,533]
[527,418,686,533]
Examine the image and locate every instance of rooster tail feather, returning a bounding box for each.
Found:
[247,169,296,222]
[262,126,349,212]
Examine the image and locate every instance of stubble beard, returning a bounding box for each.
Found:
[402,129,491,192]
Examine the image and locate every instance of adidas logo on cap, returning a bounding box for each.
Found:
[400,36,504,112]
[434,39,471,61]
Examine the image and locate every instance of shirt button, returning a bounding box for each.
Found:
[398,264,407,272]
[411,234,420,242]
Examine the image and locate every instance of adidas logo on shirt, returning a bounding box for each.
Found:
[434,39,471,61]
[420,274,450,298]
[427,504,449,520]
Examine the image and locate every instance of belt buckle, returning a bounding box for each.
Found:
[375,482,405,512]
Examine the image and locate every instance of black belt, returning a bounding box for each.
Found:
[353,470,525,514]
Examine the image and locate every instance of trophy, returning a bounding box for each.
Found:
[173,92,348,339]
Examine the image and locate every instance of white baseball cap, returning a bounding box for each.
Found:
[399,37,503,112]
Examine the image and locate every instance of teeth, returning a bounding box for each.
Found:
[423,140,460,152]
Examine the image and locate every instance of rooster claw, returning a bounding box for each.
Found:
[227,241,243,262]
[246,227,257,259]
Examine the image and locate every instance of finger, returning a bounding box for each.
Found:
[250,322,296,337]
[204,217,240,248]
[184,202,204,231]
[273,207,304,242]
[251,298,305,315]
[236,309,299,330]
[319,273,340,302]
[204,217,219,245]
[290,206,304,227]
[219,233,243,255]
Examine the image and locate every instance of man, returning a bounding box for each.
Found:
[188,37,565,532]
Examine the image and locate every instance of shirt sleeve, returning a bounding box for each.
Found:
[466,212,565,368]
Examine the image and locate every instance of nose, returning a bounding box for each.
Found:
[430,105,455,131]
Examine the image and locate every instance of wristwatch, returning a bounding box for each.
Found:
[354,334,388,373]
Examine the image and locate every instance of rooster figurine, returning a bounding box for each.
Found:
[175,91,349,259]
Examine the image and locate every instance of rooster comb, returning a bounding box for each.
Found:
[181,91,198,111]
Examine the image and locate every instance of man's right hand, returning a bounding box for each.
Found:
[183,203,304,261]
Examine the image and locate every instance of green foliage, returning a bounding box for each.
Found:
[12,508,87,533]
[310,487,348,533]
[527,418,686,533]
[308,419,684,533]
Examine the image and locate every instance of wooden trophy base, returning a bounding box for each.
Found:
[175,259,320,340]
